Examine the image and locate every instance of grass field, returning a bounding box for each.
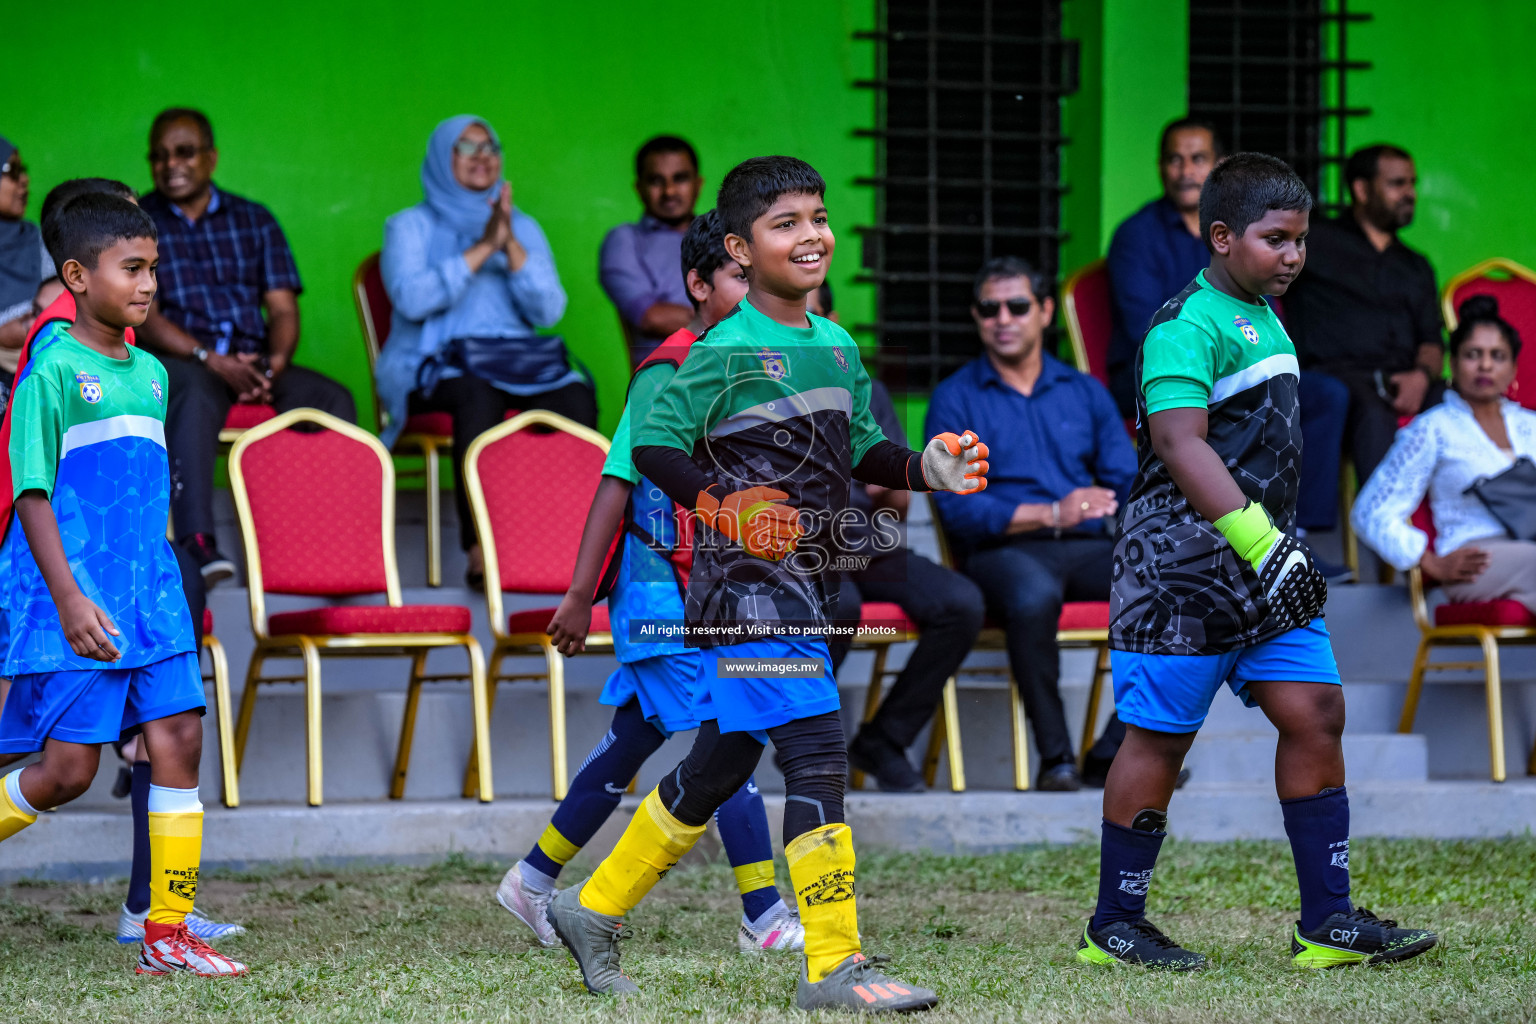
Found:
[1,837,1532,1023]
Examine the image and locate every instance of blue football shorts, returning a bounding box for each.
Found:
[599,651,704,738]
[692,637,840,739]
[1111,618,1340,734]
[0,650,206,753]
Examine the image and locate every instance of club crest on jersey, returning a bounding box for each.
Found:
[1234,316,1261,345]
[75,373,103,404]
[758,348,789,380]
[150,379,163,405]
[833,347,850,373]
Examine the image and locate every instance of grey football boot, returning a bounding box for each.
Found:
[796,953,938,1013]
[547,880,639,996]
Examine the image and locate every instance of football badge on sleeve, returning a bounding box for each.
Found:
[75,372,103,404]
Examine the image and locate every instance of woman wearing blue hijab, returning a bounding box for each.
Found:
[379,115,593,584]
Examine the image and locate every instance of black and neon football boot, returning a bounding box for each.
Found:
[1077,918,1206,971]
[1291,907,1437,968]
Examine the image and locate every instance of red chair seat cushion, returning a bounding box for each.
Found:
[1433,600,1536,628]
[507,604,611,636]
[402,412,454,437]
[202,608,214,636]
[224,405,277,430]
[1058,601,1111,631]
[268,604,472,635]
[857,600,917,633]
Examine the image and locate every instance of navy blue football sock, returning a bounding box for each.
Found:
[523,699,665,881]
[125,761,152,915]
[1281,786,1353,932]
[714,774,781,920]
[1090,817,1166,930]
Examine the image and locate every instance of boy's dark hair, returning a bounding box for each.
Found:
[636,135,698,178]
[972,255,1051,304]
[679,209,732,309]
[1344,143,1412,189]
[150,107,215,149]
[43,193,158,278]
[814,282,835,316]
[1159,117,1226,158]
[1450,294,1522,360]
[716,156,827,241]
[40,178,136,233]
[1198,153,1313,253]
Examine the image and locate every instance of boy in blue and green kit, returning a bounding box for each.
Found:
[547,156,990,1012]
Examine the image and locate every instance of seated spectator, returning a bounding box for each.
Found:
[599,135,703,365]
[817,284,986,793]
[0,135,51,405]
[135,108,357,585]
[1353,296,1536,610]
[1286,144,1444,487]
[927,257,1137,791]
[378,115,592,587]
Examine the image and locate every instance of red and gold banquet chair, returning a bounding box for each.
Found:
[227,408,491,806]
[199,608,239,808]
[458,410,613,802]
[1062,258,1113,387]
[1399,502,1536,782]
[1442,258,1536,410]
[354,251,453,587]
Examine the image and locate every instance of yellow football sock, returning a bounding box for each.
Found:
[148,810,203,925]
[733,859,777,896]
[0,772,38,842]
[787,823,862,983]
[536,823,582,867]
[580,788,704,917]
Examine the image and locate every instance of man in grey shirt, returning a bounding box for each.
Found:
[598,135,703,365]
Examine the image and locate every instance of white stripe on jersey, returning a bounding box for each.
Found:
[59,414,166,457]
[708,386,852,439]
[1210,353,1299,404]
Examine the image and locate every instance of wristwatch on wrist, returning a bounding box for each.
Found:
[192,345,209,363]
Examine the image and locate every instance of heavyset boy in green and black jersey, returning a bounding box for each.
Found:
[1080,153,1435,971]
[546,156,988,1013]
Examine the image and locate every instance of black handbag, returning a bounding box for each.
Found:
[1464,456,1536,541]
[416,334,576,397]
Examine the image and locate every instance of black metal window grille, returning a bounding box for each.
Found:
[1188,0,1371,210]
[854,0,1077,391]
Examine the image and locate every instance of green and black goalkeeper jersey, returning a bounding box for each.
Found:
[1111,271,1305,655]
[633,299,914,648]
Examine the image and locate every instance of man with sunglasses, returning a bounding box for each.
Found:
[927,256,1137,790]
[135,108,355,586]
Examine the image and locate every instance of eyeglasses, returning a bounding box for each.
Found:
[975,298,1032,319]
[149,144,211,165]
[1,158,26,181]
[453,139,502,158]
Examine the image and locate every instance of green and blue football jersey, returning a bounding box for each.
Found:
[3,322,194,674]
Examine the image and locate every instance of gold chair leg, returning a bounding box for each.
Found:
[203,634,239,809]
[424,442,442,588]
[391,650,429,800]
[1398,637,1431,733]
[299,638,324,807]
[462,647,504,799]
[466,638,493,802]
[1078,643,1109,770]
[1480,632,1507,783]
[1010,674,1031,791]
[850,645,890,791]
[546,642,569,801]
[233,648,266,772]
[941,676,965,791]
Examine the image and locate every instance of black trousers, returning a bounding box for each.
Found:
[828,549,985,750]
[961,535,1114,766]
[164,357,357,542]
[408,374,597,550]
[1311,367,1445,486]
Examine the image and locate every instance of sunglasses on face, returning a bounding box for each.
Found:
[975,298,1032,319]
[1,158,25,181]
[149,144,210,164]
[453,139,502,158]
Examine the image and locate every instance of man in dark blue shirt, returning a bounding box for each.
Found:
[927,257,1136,790]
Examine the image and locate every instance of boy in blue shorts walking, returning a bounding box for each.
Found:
[547,156,989,1012]
[1078,153,1435,970]
[0,193,245,978]
[496,209,803,955]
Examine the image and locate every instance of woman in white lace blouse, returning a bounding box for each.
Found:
[1352,295,1536,611]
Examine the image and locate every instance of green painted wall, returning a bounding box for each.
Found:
[7,1,877,434]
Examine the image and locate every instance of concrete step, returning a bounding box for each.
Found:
[6,780,1535,882]
[1182,732,1427,783]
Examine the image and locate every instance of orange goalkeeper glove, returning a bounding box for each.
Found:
[921,431,989,493]
[695,486,803,561]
